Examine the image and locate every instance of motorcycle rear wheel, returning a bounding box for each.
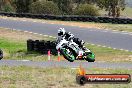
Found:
[60,48,75,62]
[85,52,95,62]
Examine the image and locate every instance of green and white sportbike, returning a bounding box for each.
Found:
[56,37,95,62]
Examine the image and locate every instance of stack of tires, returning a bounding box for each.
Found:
[0,49,3,60]
[27,39,58,55]
[1,12,132,24]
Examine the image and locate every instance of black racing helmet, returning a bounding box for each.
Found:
[58,28,66,36]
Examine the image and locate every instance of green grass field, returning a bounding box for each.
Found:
[0,66,131,88]
[0,28,57,61]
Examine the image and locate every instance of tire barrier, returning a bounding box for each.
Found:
[27,39,58,55]
[0,12,132,24]
[0,49,3,60]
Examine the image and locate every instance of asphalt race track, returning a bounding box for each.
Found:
[0,17,132,69]
[0,60,132,69]
[0,18,132,51]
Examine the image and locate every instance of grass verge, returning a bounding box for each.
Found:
[0,66,131,88]
[0,28,57,61]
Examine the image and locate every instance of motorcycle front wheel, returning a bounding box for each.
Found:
[60,48,75,62]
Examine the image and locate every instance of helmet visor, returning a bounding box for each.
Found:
[58,32,63,36]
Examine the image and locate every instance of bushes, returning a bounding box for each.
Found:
[29,0,60,15]
[14,0,34,13]
[0,3,15,12]
[74,4,100,16]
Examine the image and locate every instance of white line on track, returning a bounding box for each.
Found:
[124,50,129,52]
[102,46,106,48]
[33,33,38,35]
[102,29,132,36]
[43,35,48,37]
[24,31,29,33]
[108,47,112,49]
[91,44,95,46]
[33,21,37,22]
[13,18,17,20]
[18,60,30,62]
[113,48,117,50]
[2,16,132,37]
[22,20,27,21]
[49,36,54,38]
[121,31,127,33]
[97,45,101,47]
[39,34,43,36]
[71,68,78,69]
[1,27,131,52]
[120,49,124,51]
[50,23,55,24]
[29,32,33,34]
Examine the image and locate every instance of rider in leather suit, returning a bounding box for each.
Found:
[57,28,85,49]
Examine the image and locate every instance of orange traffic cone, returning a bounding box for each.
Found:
[58,50,60,61]
[78,65,86,75]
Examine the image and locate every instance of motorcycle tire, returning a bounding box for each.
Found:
[60,48,75,62]
[85,52,95,62]
[0,49,3,60]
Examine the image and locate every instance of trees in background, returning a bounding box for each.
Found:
[96,0,125,17]
[13,0,38,13]
[0,0,15,12]
[30,0,60,15]
[0,0,126,17]
[74,4,99,16]
[73,0,125,17]
[3,3,14,12]
[51,0,73,15]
